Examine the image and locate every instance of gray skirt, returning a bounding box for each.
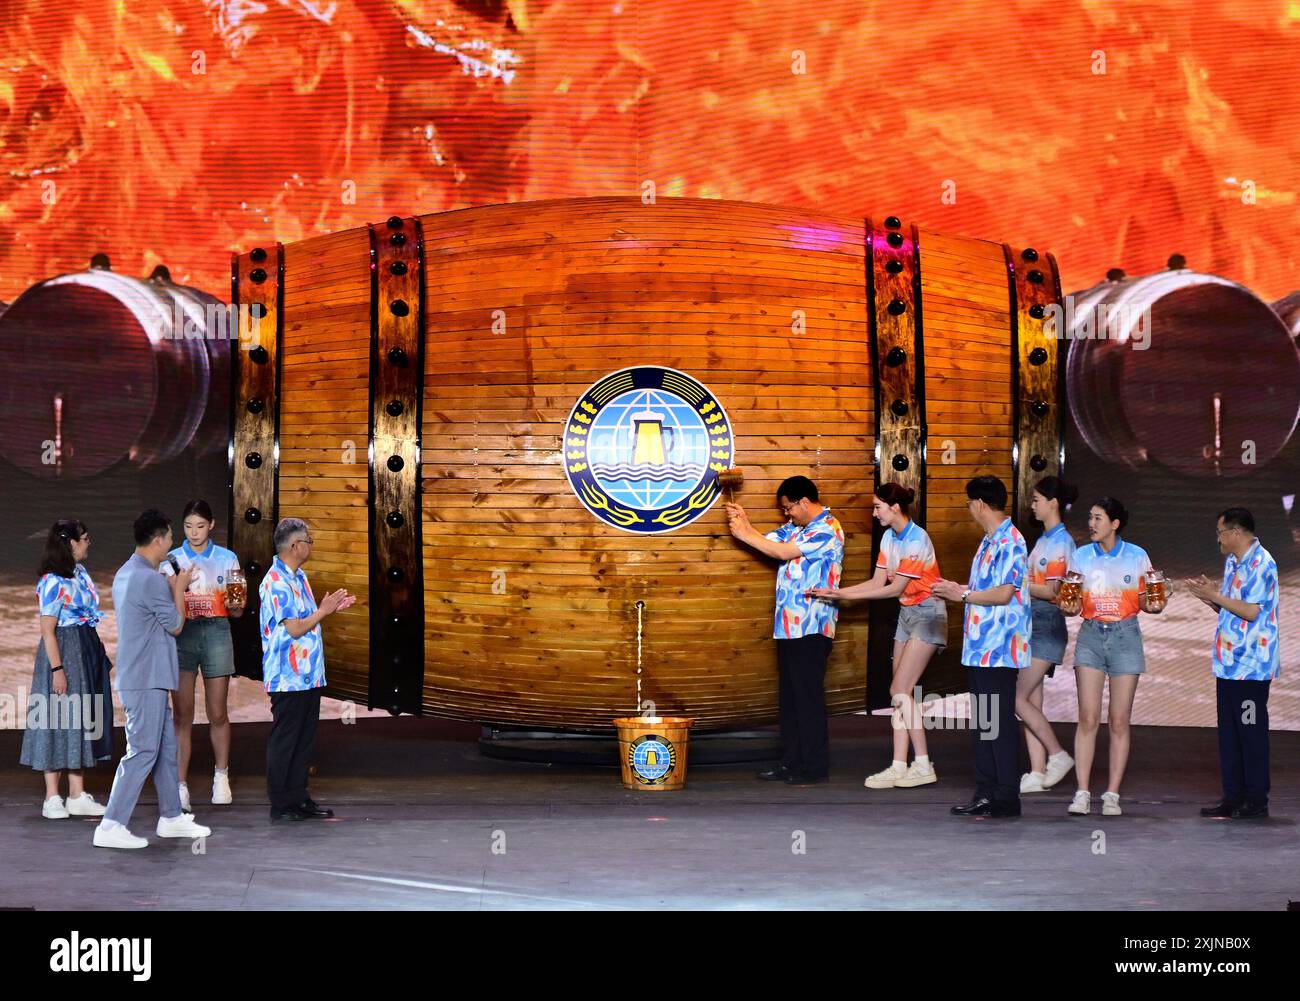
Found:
[19,624,114,771]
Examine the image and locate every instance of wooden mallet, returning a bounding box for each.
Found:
[718,467,744,504]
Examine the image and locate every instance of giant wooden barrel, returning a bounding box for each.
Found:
[227,197,1064,731]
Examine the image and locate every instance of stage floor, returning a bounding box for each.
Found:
[1,715,1295,911]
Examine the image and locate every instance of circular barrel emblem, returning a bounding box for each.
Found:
[629,733,677,784]
[563,366,735,534]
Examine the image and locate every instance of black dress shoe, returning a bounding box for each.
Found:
[784,771,828,785]
[1200,800,1239,818]
[757,765,792,781]
[1231,803,1269,819]
[950,796,993,815]
[296,799,334,818]
[270,807,307,822]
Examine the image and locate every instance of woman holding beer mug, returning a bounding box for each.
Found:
[806,482,945,790]
[160,499,245,810]
[1057,497,1169,816]
[1018,476,1079,794]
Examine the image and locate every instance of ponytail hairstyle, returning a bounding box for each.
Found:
[1093,496,1130,534]
[1034,475,1079,515]
[875,481,916,515]
[38,519,87,581]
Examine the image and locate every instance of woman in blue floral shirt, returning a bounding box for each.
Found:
[19,519,113,819]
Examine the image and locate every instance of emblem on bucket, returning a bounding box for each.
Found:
[563,366,734,534]
[628,733,677,784]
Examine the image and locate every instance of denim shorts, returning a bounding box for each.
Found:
[1030,599,1068,665]
[175,616,236,679]
[895,597,947,650]
[1074,616,1145,676]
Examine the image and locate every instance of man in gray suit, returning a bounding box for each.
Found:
[94,510,213,849]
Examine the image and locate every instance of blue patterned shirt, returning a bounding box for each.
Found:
[259,556,326,693]
[763,507,845,639]
[1214,539,1281,682]
[961,517,1031,669]
[37,564,102,627]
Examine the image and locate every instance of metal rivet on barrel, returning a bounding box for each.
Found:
[891,454,910,471]
[1027,269,1044,284]
[387,347,407,366]
[887,298,907,316]
[249,346,268,364]
[885,259,904,275]
[884,216,902,230]
[389,299,410,317]
[247,561,261,576]
[245,451,263,469]
[391,652,403,668]
[385,399,404,417]
[386,510,405,529]
[390,232,407,247]
[1021,248,1039,263]
[1029,454,1048,472]
[250,247,268,263]
[1106,267,1126,282]
[885,347,907,367]
[246,397,265,414]
[249,302,267,320]
[391,615,403,628]
[387,216,404,230]
[249,268,267,284]
[890,399,909,417]
[244,507,261,524]
[1030,399,1050,418]
[387,455,405,472]
[1028,347,1048,366]
[1168,253,1187,270]
[387,566,405,583]
[389,260,408,276]
[1029,304,1046,320]
[886,231,904,249]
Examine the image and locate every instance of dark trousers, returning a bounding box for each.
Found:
[1216,677,1271,807]
[267,688,322,811]
[776,634,832,776]
[967,666,1020,806]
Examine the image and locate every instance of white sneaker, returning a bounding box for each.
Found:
[65,792,107,817]
[93,823,148,849]
[178,782,191,812]
[1101,791,1122,816]
[864,762,908,789]
[1067,790,1091,815]
[212,771,232,805]
[1043,751,1075,789]
[895,760,937,788]
[1020,771,1047,793]
[42,795,69,819]
[156,813,211,839]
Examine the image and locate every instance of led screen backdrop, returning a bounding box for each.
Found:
[0,0,1296,730]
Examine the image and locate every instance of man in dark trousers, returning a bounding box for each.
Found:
[1184,508,1280,819]
[259,517,356,821]
[726,475,845,785]
[933,476,1031,818]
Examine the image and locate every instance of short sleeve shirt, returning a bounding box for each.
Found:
[36,564,102,627]
[1029,523,1076,591]
[258,555,326,693]
[961,518,1031,669]
[160,540,241,618]
[763,507,846,639]
[1068,539,1151,622]
[876,519,941,606]
[1214,540,1281,681]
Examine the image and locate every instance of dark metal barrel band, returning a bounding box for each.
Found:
[368,216,425,715]
[1004,244,1065,528]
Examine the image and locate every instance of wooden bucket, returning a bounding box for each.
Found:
[226,197,1064,730]
[614,716,694,790]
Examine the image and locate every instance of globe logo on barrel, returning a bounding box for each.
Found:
[629,733,677,784]
[563,367,734,534]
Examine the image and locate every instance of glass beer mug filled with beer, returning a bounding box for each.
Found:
[226,567,248,609]
[1057,570,1084,614]
[1143,568,1167,612]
